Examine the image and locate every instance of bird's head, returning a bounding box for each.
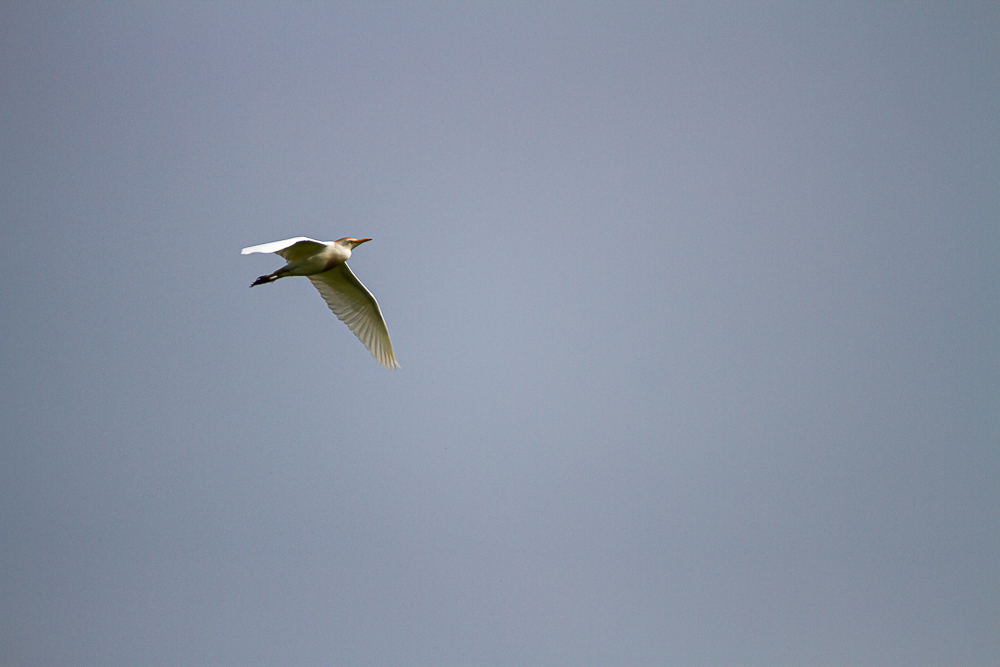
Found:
[336,237,372,249]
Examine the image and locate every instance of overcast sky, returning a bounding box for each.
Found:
[1,3,997,666]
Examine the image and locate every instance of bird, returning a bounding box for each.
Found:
[242,236,399,369]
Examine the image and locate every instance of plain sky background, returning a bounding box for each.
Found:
[1,2,997,666]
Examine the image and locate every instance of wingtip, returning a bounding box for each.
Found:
[378,353,400,370]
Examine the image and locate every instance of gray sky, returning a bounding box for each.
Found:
[1,2,997,665]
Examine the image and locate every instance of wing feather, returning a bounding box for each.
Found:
[308,264,399,369]
[241,237,326,262]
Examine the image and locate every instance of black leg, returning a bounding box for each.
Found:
[250,274,277,287]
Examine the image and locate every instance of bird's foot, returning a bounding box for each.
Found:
[250,274,276,287]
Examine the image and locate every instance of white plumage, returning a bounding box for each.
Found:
[242,236,399,369]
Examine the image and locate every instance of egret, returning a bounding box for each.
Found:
[242,237,399,369]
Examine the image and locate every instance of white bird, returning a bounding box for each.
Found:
[242,236,399,369]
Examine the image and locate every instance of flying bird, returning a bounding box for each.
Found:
[242,236,399,369]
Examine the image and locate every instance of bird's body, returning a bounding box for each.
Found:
[242,237,398,369]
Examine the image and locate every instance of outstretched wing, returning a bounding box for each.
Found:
[308,263,399,369]
[241,237,326,262]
